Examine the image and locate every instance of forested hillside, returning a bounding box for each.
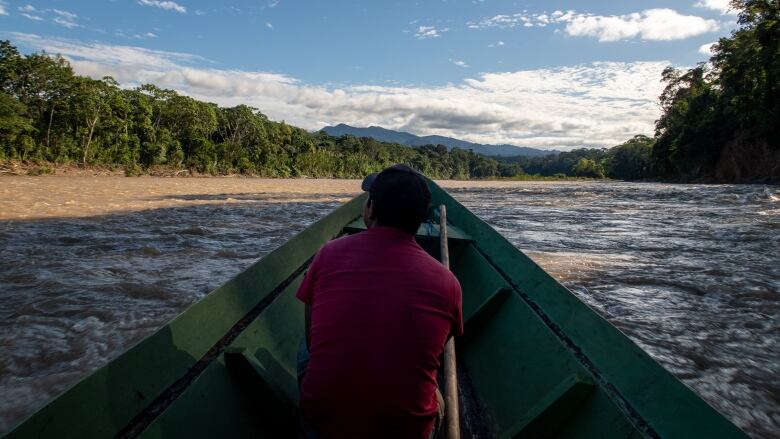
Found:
[500,1,778,183]
[652,0,778,182]
[0,41,654,182]
[497,135,654,180]
[0,41,514,179]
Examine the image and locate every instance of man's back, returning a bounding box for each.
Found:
[296,226,463,439]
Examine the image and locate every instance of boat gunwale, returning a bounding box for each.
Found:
[427,181,748,438]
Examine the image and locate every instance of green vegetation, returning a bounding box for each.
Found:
[495,135,654,181]
[0,0,775,182]
[0,40,684,182]
[499,0,778,183]
[652,0,778,182]
[0,40,513,179]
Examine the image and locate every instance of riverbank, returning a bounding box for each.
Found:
[0,176,360,220]
[0,160,598,181]
[0,160,210,178]
[0,175,603,220]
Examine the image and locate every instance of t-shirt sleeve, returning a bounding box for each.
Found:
[296,246,325,305]
[450,274,464,337]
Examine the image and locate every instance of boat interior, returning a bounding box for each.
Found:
[119,213,637,438]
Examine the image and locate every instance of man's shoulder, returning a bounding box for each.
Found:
[429,257,460,287]
[314,233,370,264]
[320,232,363,253]
[405,245,460,288]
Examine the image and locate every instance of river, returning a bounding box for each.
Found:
[0,177,778,437]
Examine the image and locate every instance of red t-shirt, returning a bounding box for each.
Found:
[296,226,463,439]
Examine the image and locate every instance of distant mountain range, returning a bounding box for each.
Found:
[320,124,556,157]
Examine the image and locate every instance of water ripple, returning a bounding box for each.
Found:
[0,181,778,437]
[449,182,780,438]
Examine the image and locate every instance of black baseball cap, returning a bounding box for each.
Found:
[361,164,424,192]
[361,164,431,234]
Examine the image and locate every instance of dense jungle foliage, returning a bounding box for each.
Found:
[498,135,655,180]
[0,42,654,181]
[503,0,778,182]
[651,0,779,182]
[0,41,510,179]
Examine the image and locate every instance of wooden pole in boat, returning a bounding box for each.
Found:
[439,204,461,439]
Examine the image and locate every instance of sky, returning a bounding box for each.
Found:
[1,0,739,150]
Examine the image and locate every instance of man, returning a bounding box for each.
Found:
[296,164,463,439]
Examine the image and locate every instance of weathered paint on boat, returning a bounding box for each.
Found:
[4,182,748,438]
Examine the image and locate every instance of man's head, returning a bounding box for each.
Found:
[361,164,431,234]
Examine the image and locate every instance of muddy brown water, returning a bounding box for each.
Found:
[0,177,778,437]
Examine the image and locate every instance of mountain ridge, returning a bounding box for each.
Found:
[321,124,556,157]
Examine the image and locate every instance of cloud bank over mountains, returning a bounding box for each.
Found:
[11,32,670,150]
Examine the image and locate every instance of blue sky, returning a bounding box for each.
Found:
[1,0,738,150]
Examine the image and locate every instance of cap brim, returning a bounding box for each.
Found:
[361,172,378,191]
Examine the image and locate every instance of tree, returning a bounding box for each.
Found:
[606,135,654,180]
[0,92,33,159]
[0,41,23,93]
[649,0,779,182]
[572,158,605,178]
[70,77,113,165]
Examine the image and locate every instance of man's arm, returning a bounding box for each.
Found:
[305,303,312,350]
[296,249,323,350]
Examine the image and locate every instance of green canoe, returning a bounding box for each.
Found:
[5,182,747,438]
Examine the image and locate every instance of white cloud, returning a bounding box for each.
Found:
[699,41,717,55]
[265,22,273,29]
[137,0,186,14]
[52,9,77,20]
[449,59,469,68]
[195,9,206,15]
[268,0,279,8]
[469,8,720,42]
[488,40,505,48]
[19,5,43,21]
[469,13,528,29]
[21,13,43,21]
[52,9,80,28]
[0,2,7,16]
[468,10,569,29]
[414,25,448,39]
[120,31,158,39]
[16,6,81,27]
[54,16,80,28]
[565,9,719,42]
[694,0,736,15]
[10,33,670,150]
[10,32,206,70]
